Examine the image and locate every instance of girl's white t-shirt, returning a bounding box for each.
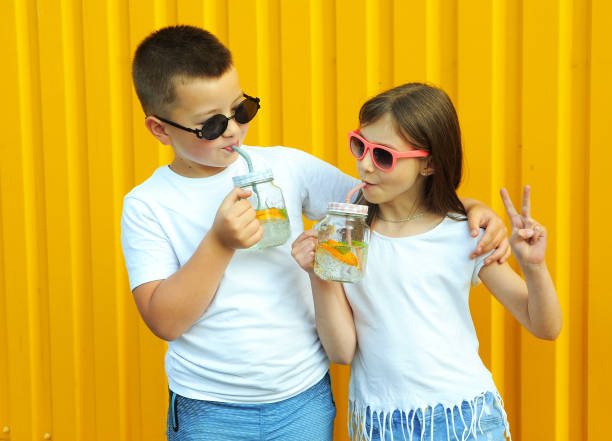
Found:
[121,146,357,403]
[344,216,500,436]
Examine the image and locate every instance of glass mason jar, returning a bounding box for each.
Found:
[232,169,291,250]
[314,202,369,283]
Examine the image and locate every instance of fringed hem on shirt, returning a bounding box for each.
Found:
[348,391,512,441]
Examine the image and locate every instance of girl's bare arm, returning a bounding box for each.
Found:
[292,230,358,364]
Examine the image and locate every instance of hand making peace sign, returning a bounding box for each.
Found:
[500,186,547,266]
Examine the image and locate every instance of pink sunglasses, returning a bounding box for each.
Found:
[348,130,430,172]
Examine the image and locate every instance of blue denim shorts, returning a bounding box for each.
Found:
[166,372,336,440]
[363,392,509,441]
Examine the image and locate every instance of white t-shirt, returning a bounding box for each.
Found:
[121,146,358,403]
[344,216,507,440]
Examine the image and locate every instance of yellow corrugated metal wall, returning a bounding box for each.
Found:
[0,1,608,440]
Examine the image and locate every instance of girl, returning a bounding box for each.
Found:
[291,83,561,441]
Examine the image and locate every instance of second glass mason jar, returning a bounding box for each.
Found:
[314,202,370,283]
[232,169,291,250]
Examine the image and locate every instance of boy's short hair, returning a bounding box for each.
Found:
[132,25,233,116]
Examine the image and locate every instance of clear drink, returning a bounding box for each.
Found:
[233,170,291,250]
[251,208,291,250]
[313,202,369,282]
[314,239,368,283]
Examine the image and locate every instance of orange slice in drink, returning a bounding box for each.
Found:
[256,208,287,223]
[319,240,359,267]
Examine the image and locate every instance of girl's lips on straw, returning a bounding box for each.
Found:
[223,144,238,153]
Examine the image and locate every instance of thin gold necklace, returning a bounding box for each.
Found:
[377,212,425,223]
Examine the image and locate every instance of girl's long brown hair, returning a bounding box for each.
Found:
[353,83,467,226]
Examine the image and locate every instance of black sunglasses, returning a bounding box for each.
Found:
[154,94,261,140]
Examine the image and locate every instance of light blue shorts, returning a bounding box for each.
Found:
[364,392,509,441]
[167,372,336,440]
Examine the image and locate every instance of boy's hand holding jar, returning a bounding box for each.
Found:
[211,187,263,250]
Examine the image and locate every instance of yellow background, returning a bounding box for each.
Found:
[0,1,609,440]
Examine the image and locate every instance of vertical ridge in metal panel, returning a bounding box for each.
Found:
[310,0,338,165]
[12,0,47,438]
[366,0,380,96]
[257,0,283,146]
[426,0,440,85]
[491,0,507,398]
[154,0,176,168]
[61,0,96,437]
[0,1,19,433]
[39,0,78,438]
[502,1,524,434]
[310,0,325,160]
[567,2,590,440]
[588,2,612,439]
[555,0,572,439]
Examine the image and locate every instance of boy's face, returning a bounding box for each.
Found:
[147,66,249,178]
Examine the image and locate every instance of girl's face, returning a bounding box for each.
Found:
[357,113,429,209]
[150,66,250,178]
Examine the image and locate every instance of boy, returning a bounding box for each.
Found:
[121,25,508,440]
